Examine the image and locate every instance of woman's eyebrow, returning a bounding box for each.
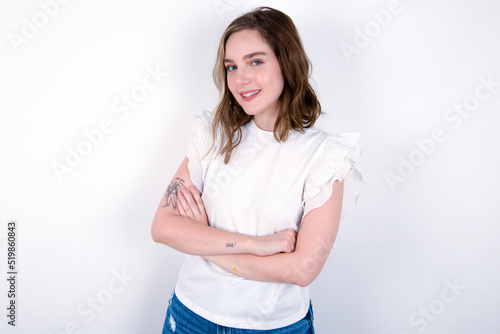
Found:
[224,51,268,64]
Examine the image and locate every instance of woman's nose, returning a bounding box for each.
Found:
[236,67,251,85]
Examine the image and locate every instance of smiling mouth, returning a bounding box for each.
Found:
[241,90,261,98]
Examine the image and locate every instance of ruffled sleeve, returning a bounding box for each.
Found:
[302,133,363,223]
[186,110,215,193]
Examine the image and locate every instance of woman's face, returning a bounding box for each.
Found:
[224,29,284,125]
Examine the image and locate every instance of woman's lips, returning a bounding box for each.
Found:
[240,89,261,101]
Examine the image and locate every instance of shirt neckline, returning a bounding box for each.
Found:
[250,117,275,139]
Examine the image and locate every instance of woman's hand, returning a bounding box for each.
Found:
[178,184,297,256]
[178,185,209,226]
[253,228,297,256]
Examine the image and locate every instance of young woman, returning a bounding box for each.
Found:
[151,7,363,333]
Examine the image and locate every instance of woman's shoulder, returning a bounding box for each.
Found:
[295,124,360,151]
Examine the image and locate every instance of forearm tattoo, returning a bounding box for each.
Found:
[162,177,185,210]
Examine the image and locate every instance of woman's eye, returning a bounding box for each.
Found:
[226,65,236,71]
[251,60,263,66]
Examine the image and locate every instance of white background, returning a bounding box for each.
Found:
[1,0,499,333]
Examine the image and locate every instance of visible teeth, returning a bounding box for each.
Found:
[242,90,260,98]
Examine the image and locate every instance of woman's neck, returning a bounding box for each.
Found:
[252,112,278,132]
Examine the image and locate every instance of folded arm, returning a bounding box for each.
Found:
[151,156,296,256]
[203,180,344,287]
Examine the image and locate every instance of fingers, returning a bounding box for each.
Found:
[179,185,196,210]
[189,185,202,198]
[177,188,195,219]
[177,198,188,217]
[178,185,208,225]
[282,228,297,253]
[190,186,208,222]
[191,186,204,211]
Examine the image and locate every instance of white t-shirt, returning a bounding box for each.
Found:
[174,110,363,330]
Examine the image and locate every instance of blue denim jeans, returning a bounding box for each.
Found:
[162,291,315,334]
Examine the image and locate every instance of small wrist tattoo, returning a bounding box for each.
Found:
[226,242,237,248]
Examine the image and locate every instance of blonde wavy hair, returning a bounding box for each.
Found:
[211,7,322,163]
